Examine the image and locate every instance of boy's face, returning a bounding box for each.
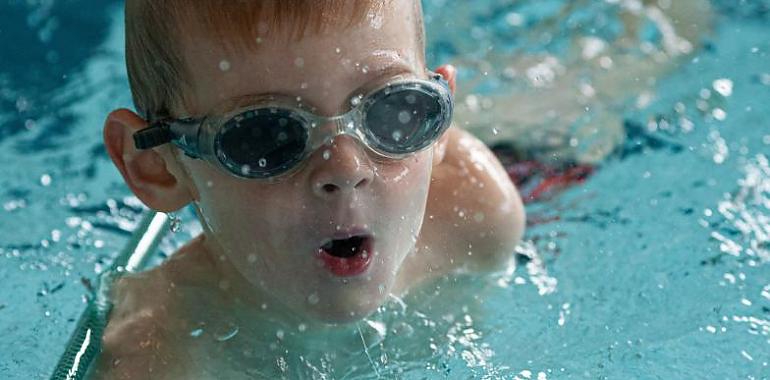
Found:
[175,1,434,323]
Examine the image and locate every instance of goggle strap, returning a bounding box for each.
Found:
[133,122,172,150]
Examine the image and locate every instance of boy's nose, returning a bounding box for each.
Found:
[309,135,374,197]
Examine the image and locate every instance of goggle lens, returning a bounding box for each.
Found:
[217,109,308,178]
[364,86,445,155]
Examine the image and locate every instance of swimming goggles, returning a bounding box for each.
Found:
[133,72,453,179]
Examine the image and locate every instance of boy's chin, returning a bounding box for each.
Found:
[305,296,387,326]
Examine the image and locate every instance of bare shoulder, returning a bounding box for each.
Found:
[86,267,179,379]
[89,241,210,379]
[401,127,525,287]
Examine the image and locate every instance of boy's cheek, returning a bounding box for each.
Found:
[375,156,434,223]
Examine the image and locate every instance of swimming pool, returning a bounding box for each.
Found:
[1,0,769,378]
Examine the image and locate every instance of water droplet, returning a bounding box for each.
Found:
[351,95,363,107]
[258,159,267,168]
[218,60,231,72]
[760,73,770,86]
[492,127,499,135]
[40,174,51,187]
[300,82,308,90]
[405,94,417,104]
[712,78,733,97]
[398,111,411,124]
[241,165,251,175]
[335,47,341,54]
[322,150,331,160]
[298,324,307,332]
[22,116,36,130]
[190,328,204,337]
[276,329,285,340]
[712,108,727,121]
[216,325,240,342]
[247,254,257,263]
[169,214,181,233]
[505,12,524,26]
[392,130,403,142]
[307,293,320,305]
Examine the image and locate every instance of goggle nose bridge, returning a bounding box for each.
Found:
[308,109,369,150]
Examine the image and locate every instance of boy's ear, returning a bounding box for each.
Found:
[103,109,195,212]
[433,64,456,95]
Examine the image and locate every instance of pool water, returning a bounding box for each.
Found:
[1,1,769,378]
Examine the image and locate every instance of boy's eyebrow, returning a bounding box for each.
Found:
[212,59,419,115]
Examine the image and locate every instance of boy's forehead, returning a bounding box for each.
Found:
[178,0,422,114]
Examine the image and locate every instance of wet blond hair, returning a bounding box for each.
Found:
[125,0,424,120]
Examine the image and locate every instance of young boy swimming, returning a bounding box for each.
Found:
[90,0,525,378]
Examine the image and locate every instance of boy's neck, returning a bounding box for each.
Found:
[196,233,366,331]
[180,234,388,354]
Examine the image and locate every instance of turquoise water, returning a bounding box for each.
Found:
[1,1,769,379]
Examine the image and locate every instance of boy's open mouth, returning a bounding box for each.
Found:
[316,235,374,277]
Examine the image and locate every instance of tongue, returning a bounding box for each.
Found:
[323,236,364,258]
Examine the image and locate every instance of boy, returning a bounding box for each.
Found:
[91,0,525,378]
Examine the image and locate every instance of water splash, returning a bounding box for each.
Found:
[513,240,558,295]
[706,154,770,264]
[357,322,382,378]
[218,60,231,72]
